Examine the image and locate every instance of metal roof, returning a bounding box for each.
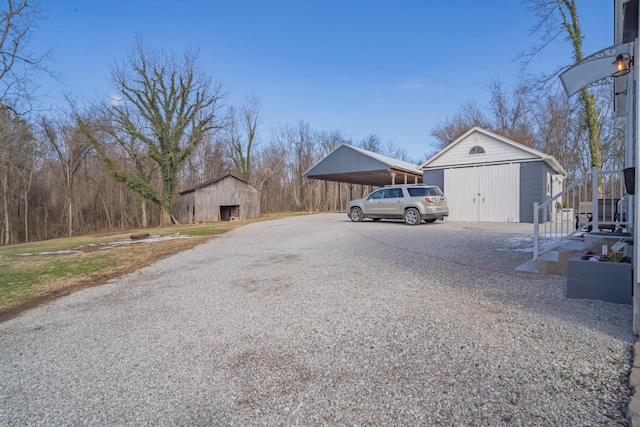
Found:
[420,127,567,176]
[178,173,251,195]
[303,144,423,186]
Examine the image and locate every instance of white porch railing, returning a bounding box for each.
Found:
[532,167,630,259]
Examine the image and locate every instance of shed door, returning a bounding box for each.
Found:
[444,164,520,222]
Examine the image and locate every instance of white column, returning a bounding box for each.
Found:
[633,34,640,333]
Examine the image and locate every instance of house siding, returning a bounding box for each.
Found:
[421,128,565,223]
[425,130,539,168]
[423,170,444,192]
[519,162,546,223]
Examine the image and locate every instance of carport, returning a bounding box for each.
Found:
[303,144,423,198]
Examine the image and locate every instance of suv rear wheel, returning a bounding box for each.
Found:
[404,207,421,225]
[349,207,364,222]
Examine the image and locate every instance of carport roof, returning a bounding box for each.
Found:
[303,144,423,186]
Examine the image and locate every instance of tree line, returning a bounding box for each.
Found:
[0,0,625,245]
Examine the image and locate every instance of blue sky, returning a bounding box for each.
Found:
[32,1,613,162]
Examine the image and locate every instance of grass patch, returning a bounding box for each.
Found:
[0,252,118,308]
[0,212,307,320]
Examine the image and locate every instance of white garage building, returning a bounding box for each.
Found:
[420,127,566,223]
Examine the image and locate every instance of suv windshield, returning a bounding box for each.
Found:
[407,187,442,197]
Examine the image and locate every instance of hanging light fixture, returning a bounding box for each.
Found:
[612,53,632,77]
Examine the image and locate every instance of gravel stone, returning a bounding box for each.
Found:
[0,213,634,426]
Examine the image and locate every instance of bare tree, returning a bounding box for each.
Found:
[259,123,297,212]
[317,129,349,154]
[78,39,225,225]
[182,135,230,187]
[85,111,160,228]
[42,115,91,237]
[262,121,318,211]
[524,0,601,169]
[0,108,34,244]
[223,95,261,183]
[0,0,51,114]
[14,133,37,241]
[294,122,317,210]
[593,84,625,171]
[359,134,384,153]
[533,88,587,179]
[430,101,491,148]
[252,138,288,211]
[489,78,537,147]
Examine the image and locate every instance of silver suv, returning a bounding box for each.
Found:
[347,184,449,225]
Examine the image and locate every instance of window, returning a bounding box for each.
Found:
[469,146,485,154]
[387,188,403,198]
[407,187,442,197]
[369,189,385,200]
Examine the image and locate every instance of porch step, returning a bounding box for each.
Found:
[535,249,579,276]
[515,238,585,276]
[517,232,633,276]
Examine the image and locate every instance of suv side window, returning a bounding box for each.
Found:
[387,188,403,198]
[407,187,428,197]
[369,189,385,200]
[408,187,441,197]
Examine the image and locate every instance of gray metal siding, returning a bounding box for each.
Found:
[519,162,546,223]
[423,170,445,192]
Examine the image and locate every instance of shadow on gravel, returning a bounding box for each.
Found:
[343,219,633,342]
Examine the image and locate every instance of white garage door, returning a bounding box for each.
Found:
[444,164,520,222]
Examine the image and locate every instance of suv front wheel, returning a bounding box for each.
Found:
[404,207,421,225]
[349,207,364,222]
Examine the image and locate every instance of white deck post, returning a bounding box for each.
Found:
[533,202,539,260]
[634,34,640,334]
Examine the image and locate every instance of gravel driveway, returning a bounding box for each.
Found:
[0,213,634,426]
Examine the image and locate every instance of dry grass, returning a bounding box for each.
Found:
[0,213,306,321]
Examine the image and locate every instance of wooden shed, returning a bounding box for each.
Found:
[177,174,260,223]
[420,127,566,223]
